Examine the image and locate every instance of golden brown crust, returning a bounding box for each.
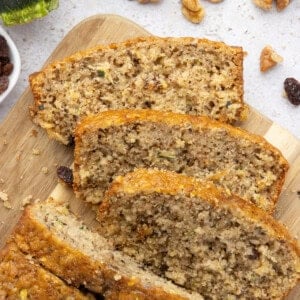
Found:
[100,168,300,259]
[29,36,245,124]
[0,242,87,299]
[11,205,192,300]
[75,109,289,212]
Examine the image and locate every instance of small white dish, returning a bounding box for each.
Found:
[0,26,21,104]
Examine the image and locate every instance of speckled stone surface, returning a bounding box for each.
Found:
[0,0,299,138]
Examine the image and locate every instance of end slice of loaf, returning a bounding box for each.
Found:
[74,109,288,212]
[97,169,300,299]
[12,198,203,300]
[29,36,246,144]
[0,242,88,300]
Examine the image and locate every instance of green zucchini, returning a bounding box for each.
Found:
[0,0,59,26]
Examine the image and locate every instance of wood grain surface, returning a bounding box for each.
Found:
[0,14,299,298]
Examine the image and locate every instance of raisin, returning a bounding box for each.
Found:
[0,35,9,59]
[0,76,9,94]
[57,166,73,186]
[284,77,300,106]
[2,63,13,76]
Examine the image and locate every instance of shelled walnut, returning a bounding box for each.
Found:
[181,0,205,23]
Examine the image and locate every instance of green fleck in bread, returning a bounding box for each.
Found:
[12,198,203,300]
[97,169,300,299]
[29,37,247,145]
[74,109,288,212]
[0,242,88,300]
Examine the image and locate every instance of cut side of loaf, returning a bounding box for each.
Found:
[0,242,88,300]
[12,198,203,300]
[29,36,246,145]
[74,109,288,212]
[97,169,300,299]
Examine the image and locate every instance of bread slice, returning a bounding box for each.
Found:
[0,242,88,299]
[97,169,300,299]
[74,109,288,212]
[12,198,202,300]
[29,36,246,145]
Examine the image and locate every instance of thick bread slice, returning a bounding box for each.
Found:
[0,242,88,300]
[74,109,288,212]
[12,198,202,300]
[29,36,246,145]
[97,169,300,299]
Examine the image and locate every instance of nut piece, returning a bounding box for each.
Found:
[260,46,283,72]
[182,0,201,11]
[284,78,300,106]
[276,0,290,11]
[253,0,272,10]
[182,0,205,24]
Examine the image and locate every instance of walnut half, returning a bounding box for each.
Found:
[260,46,283,72]
[181,0,205,23]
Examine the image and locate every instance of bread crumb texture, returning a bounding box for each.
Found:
[74,110,288,213]
[97,169,300,299]
[30,37,245,144]
[12,198,203,300]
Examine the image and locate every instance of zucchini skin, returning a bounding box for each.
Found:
[0,0,59,26]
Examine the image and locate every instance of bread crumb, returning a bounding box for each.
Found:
[260,46,283,72]
[16,151,22,161]
[0,191,8,202]
[32,148,41,155]
[22,195,33,208]
[42,167,49,174]
[0,178,4,184]
[3,139,8,145]
[30,129,38,137]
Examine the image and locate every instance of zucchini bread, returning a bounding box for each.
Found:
[97,169,300,299]
[0,242,88,300]
[74,109,288,212]
[12,198,202,300]
[29,36,246,145]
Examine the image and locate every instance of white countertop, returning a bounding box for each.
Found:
[0,0,299,138]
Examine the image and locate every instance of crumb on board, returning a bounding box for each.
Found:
[0,179,4,184]
[0,191,8,202]
[42,167,49,174]
[30,129,38,137]
[32,148,41,155]
[16,151,22,161]
[3,139,8,145]
[0,191,12,209]
[21,195,33,209]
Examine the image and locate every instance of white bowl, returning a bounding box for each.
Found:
[0,26,21,104]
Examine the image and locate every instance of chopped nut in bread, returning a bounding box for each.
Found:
[260,45,283,72]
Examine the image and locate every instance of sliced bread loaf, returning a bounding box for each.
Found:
[97,169,300,299]
[12,198,202,300]
[74,109,288,212]
[29,36,246,145]
[0,242,88,300]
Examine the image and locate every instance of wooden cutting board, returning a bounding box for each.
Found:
[0,14,299,298]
